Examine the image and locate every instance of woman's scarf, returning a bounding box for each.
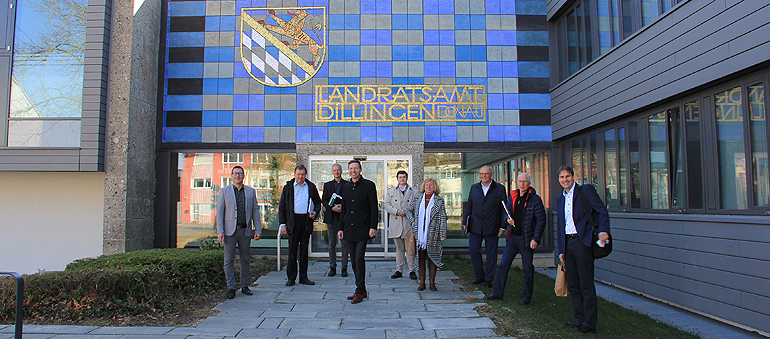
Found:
[418,193,435,250]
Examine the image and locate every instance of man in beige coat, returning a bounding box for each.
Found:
[383,170,417,279]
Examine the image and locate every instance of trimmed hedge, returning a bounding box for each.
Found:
[0,249,225,322]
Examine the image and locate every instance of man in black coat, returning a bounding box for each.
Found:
[279,164,322,286]
[321,163,348,277]
[484,172,546,305]
[337,160,378,304]
[462,166,508,287]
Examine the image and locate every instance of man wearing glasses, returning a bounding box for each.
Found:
[217,165,262,300]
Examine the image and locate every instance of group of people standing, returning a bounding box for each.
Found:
[213,162,611,333]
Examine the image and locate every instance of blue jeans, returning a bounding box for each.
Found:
[492,235,534,300]
[468,233,499,282]
[565,237,598,329]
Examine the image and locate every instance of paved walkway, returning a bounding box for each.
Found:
[0,259,508,339]
[2,260,764,338]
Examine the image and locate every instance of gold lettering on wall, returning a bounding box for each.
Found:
[315,85,486,122]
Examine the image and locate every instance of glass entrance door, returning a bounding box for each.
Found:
[308,155,411,257]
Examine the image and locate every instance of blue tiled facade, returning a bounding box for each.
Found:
[162,0,550,144]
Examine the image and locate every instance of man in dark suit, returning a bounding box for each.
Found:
[321,163,349,277]
[338,160,378,304]
[462,165,508,288]
[217,165,262,299]
[279,164,322,286]
[484,172,546,305]
[556,165,610,334]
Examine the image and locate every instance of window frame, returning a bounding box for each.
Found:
[560,68,770,216]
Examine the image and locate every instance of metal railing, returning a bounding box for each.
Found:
[0,272,23,339]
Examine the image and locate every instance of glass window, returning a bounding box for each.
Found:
[668,108,684,208]
[572,139,584,184]
[597,0,613,55]
[629,121,641,208]
[8,0,86,146]
[222,153,244,163]
[604,129,619,208]
[619,126,628,206]
[641,0,659,26]
[177,153,296,248]
[662,0,673,12]
[611,0,621,45]
[684,100,704,209]
[425,152,552,249]
[621,0,634,39]
[567,9,579,75]
[715,86,747,209]
[649,112,669,209]
[582,2,593,65]
[748,83,768,207]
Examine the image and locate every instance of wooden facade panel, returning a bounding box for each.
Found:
[608,251,685,277]
[683,264,768,299]
[741,292,770,316]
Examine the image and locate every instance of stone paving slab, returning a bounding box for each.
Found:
[0,334,55,339]
[164,327,240,337]
[434,328,499,338]
[277,318,342,330]
[233,328,290,338]
[88,327,174,335]
[340,318,422,330]
[1,325,99,334]
[399,310,482,318]
[119,336,187,339]
[420,317,497,330]
[384,329,438,338]
[43,335,120,339]
[285,329,386,338]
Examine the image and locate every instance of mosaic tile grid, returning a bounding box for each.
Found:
[163,0,550,143]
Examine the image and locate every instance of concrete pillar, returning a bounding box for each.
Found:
[103,0,162,254]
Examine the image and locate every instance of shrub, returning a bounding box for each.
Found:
[0,249,225,322]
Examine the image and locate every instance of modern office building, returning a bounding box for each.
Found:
[0,0,767,334]
[547,0,769,334]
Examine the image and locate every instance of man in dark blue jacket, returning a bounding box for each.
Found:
[462,166,508,287]
[557,165,610,334]
[484,172,546,305]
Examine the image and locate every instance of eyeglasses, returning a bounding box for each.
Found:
[232,172,244,176]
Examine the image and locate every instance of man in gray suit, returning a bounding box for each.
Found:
[217,165,262,299]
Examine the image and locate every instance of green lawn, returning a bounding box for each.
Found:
[443,257,699,339]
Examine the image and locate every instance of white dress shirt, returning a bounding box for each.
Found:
[563,182,577,235]
[481,182,491,196]
[294,181,314,214]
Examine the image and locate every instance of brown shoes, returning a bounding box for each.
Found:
[346,291,368,300]
[351,293,364,304]
[429,282,437,291]
[417,281,426,291]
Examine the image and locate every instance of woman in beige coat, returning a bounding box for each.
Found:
[406,177,447,291]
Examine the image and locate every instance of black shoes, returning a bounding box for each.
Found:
[483,294,503,300]
[574,325,597,333]
[471,278,485,284]
[286,281,295,286]
[409,272,417,280]
[518,298,530,305]
[241,286,252,295]
[341,269,348,277]
[485,281,494,288]
[226,289,236,299]
[328,268,336,277]
[391,271,402,279]
[565,320,582,328]
[299,279,316,285]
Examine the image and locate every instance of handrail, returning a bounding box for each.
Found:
[276,232,281,271]
[0,272,23,339]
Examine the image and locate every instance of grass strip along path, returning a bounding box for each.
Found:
[443,257,699,339]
